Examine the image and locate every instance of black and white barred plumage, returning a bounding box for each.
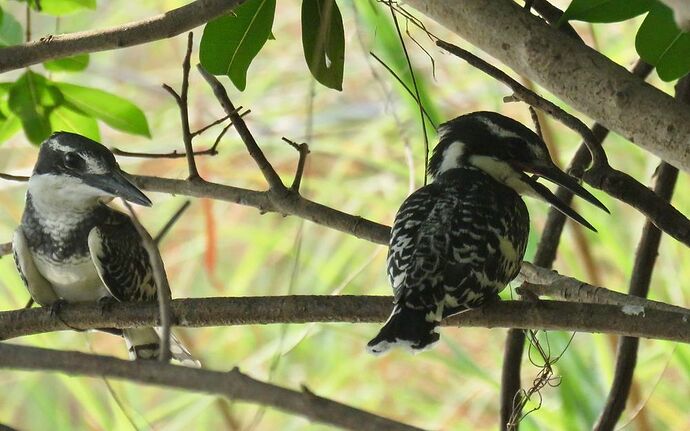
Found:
[368,112,607,354]
[13,132,197,365]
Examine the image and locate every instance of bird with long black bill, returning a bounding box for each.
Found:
[368,111,608,355]
[13,132,197,365]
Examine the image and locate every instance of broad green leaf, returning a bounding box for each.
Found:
[8,71,58,144]
[53,82,150,137]
[0,114,21,142]
[199,0,276,91]
[636,3,690,81]
[43,54,89,72]
[301,0,345,91]
[0,10,23,47]
[49,104,99,141]
[559,0,654,24]
[0,7,4,24]
[37,0,96,16]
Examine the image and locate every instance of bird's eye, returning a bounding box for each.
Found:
[64,153,84,170]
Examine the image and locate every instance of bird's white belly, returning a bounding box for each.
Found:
[33,255,110,302]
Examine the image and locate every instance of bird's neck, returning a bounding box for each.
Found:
[27,174,103,218]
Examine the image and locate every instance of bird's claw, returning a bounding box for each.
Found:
[49,299,68,318]
[98,296,117,315]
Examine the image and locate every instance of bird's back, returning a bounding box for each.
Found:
[388,166,529,317]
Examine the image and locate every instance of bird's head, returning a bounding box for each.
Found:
[428,111,608,231]
[29,132,151,209]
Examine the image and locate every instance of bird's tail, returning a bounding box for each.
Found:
[123,327,201,367]
[366,304,440,355]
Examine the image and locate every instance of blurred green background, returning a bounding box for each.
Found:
[0,0,689,429]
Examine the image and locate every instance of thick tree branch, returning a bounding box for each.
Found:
[406,0,690,173]
[0,343,422,431]
[2,295,690,344]
[0,0,244,73]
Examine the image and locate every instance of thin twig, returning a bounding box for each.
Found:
[0,173,29,182]
[281,138,310,193]
[163,32,199,180]
[436,39,608,169]
[369,52,437,127]
[191,114,232,137]
[112,109,250,159]
[121,200,172,363]
[197,65,286,191]
[0,343,424,431]
[389,5,431,186]
[154,200,191,244]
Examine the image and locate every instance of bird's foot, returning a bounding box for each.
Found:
[97,296,117,315]
[49,299,68,318]
[48,299,83,331]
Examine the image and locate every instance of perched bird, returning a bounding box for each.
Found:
[13,132,197,364]
[367,111,608,355]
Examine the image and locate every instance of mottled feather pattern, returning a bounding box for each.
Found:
[90,211,157,303]
[387,167,529,320]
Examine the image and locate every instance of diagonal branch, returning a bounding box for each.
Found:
[0,343,423,431]
[197,65,286,191]
[0,0,244,73]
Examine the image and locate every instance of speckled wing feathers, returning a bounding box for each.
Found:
[88,212,157,303]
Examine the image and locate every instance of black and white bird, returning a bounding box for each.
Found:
[367,111,608,355]
[13,132,197,365]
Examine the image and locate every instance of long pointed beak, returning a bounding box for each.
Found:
[84,170,152,207]
[521,173,598,231]
[530,162,609,214]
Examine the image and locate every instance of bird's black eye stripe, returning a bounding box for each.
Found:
[64,152,85,170]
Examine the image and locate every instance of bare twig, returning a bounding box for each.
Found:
[197,65,286,191]
[112,109,250,159]
[163,33,200,180]
[369,52,437,127]
[388,5,431,185]
[0,173,29,182]
[436,39,608,169]
[122,201,172,363]
[154,200,191,244]
[281,138,310,192]
[518,263,688,316]
[0,343,423,431]
[3,294,690,344]
[191,114,232,137]
[0,0,244,73]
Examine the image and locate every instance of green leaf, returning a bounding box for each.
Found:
[8,71,58,144]
[53,82,150,137]
[636,3,690,81]
[43,54,90,72]
[199,0,276,91]
[49,104,99,141]
[0,114,22,142]
[37,0,96,16]
[301,0,345,91]
[0,10,23,47]
[559,0,653,24]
